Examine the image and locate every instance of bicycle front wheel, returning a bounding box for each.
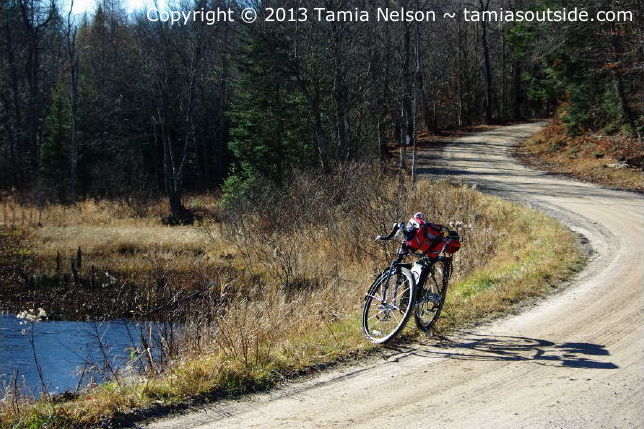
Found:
[362,267,416,343]
[415,259,449,332]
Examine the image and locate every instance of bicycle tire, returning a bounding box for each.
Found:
[414,259,450,332]
[362,267,416,343]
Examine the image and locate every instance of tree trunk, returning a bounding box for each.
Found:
[4,19,22,187]
[66,8,79,202]
[609,26,637,136]
[501,23,507,121]
[398,19,413,174]
[367,11,391,163]
[400,21,413,173]
[411,4,422,188]
[168,189,185,220]
[378,0,392,162]
[512,60,523,119]
[331,22,348,160]
[69,68,78,202]
[456,15,465,127]
[162,132,189,222]
[399,102,406,172]
[479,0,493,123]
[19,0,55,183]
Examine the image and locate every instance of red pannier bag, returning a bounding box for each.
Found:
[444,230,461,254]
[404,213,461,257]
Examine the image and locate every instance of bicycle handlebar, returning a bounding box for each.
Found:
[375,222,404,241]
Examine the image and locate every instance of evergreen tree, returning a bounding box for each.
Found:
[508,1,641,136]
[223,31,313,201]
[40,82,71,200]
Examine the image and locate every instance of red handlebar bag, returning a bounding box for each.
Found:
[405,216,442,255]
[405,215,461,257]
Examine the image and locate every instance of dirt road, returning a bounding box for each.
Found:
[145,123,643,428]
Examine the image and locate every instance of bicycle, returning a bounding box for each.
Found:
[362,216,460,343]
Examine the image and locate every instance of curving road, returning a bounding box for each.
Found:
[145,123,643,429]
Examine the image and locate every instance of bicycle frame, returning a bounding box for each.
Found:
[378,246,451,305]
[364,219,458,342]
[412,255,452,295]
[376,252,407,306]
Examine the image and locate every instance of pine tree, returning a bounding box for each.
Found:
[40,82,71,200]
[223,31,313,202]
[508,1,641,136]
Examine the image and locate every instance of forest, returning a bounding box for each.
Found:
[1,0,641,218]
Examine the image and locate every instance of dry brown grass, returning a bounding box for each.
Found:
[0,195,223,227]
[518,120,643,192]
[0,163,585,428]
[0,195,229,318]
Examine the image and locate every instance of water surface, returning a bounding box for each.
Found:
[0,314,152,396]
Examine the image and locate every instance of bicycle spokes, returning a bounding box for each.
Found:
[414,260,448,332]
[362,268,415,343]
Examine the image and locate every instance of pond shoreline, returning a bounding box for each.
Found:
[0,228,135,320]
[0,227,195,321]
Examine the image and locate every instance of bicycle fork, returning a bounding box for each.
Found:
[380,252,406,305]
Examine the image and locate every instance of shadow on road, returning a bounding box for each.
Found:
[386,334,618,370]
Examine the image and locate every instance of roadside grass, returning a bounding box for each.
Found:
[517,120,643,192]
[439,211,583,330]
[0,164,585,428]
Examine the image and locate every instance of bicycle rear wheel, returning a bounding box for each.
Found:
[362,267,416,343]
[415,259,450,332]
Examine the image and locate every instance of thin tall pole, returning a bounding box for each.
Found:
[411,0,422,188]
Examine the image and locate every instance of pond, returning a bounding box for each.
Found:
[0,313,159,397]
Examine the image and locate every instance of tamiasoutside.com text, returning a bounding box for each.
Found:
[146,6,634,26]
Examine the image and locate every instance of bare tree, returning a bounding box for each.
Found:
[66,0,79,201]
[19,0,57,171]
[478,0,493,123]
